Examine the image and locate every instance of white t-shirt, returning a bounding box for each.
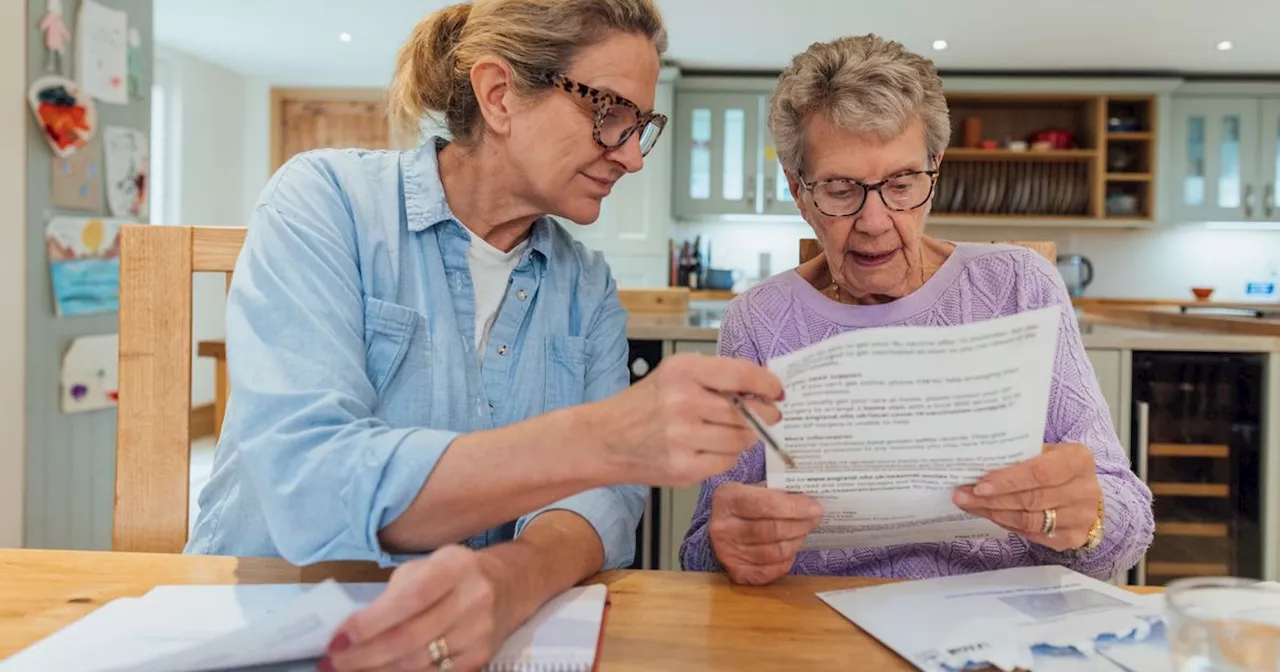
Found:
[468,232,528,357]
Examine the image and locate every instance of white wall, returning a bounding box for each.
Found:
[0,0,26,547]
[675,219,1280,301]
[158,46,248,406]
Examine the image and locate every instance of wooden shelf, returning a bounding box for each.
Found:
[1150,482,1230,498]
[1147,562,1231,576]
[944,149,1097,161]
[1156,522,1229,538]
[1150,444,1230,458]
[1106,173,1153,182]
[1108,132,1153,141]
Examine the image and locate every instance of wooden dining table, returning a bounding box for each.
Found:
[0,549,1161,670]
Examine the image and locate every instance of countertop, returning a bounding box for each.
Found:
[627,307,1280,353]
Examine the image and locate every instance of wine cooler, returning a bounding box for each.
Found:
[1129,351,1265,586]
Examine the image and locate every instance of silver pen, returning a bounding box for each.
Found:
[730,396,797,469]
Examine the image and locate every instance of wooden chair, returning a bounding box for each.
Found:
[116,225,247,553]
[798,239,1057,264]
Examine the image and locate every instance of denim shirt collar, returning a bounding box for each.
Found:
[401,136,555,264]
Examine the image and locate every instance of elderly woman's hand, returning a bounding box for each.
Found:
[952,443,1102,552]
[709,482,823,585]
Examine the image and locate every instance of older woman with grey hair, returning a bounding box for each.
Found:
[679,34,1153,585]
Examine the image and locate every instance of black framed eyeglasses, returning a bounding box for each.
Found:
[545,73,667,157]
[796,164,940,217]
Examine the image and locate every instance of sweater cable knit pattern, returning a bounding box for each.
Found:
[678,243,1154,581]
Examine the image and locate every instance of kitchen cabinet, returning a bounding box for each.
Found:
[1167,95,1280,223]
[656,340,721,569]
[671,90,797,220]
[564,68,677,287]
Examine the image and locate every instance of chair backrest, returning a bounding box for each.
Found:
[797,239,1057,264]
[116,225,248,553]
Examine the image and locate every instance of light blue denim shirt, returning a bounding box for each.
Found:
[186,138,644,569]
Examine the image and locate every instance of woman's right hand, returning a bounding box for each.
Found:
[594,353,784,487]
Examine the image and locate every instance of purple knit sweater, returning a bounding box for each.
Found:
[679,243,1154,581]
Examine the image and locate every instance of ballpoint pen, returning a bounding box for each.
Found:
[730,396,797,469]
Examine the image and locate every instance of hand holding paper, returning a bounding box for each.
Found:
[708,482,824,585]
[954,442,1104,551]
[764,307,1061,551]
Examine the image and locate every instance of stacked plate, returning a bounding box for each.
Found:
[932,162,1090,216]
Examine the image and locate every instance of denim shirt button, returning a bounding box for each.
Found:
[517,289,528,301]
[497,344,509,356]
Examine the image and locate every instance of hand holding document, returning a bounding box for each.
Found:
[765,307,1060,550]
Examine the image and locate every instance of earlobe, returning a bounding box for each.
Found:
[471,57,514,138]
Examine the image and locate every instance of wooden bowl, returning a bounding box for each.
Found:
[1191,287,1214,301]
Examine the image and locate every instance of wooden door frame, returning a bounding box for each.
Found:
[268,87,389,173]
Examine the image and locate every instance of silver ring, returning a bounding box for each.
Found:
[437,658,454,672]
[1042,508,1057,537]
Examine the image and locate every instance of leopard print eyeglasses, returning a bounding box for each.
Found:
[545,73,667,157]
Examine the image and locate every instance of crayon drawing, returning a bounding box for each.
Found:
[103,126,148,218]
[46,216,123,316]
[61,333,118,414]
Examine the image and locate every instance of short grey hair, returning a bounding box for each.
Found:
[768,34,950,175]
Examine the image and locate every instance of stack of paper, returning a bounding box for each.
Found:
[817,566,1169,672]
[1,580,385,672]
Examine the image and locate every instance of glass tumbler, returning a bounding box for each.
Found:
[1166,577,1280,672]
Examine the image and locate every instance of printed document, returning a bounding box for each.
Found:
[817,565,1164,672]
[765,307,1060,550]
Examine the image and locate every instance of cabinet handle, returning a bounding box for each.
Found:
[1266,183,1275,218]
[745,175,756,203]
[1245,184,1255,218]
[1133,400,1150,586]
[764,177,775,208]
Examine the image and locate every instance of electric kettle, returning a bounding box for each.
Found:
[1056,253,1093,297]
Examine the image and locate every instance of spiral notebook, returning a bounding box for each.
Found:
[484,583,609,672]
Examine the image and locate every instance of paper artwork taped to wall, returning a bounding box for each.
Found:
[51,137,103,211]
[103,126,148,218]
[39,0,72,76]
[46,216,123,317]
[61,333,118,414]
[76,0,129,105]
[27,76,97,158]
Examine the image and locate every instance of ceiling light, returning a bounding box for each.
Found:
[932,40,948,50]
[338,32,353,43]
[1216,40,1233,51]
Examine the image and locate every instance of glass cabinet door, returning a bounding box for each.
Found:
[672,92,761,218]
[1258,99,1280,222]
[1169,98,1260,222]
[760,141,799,216]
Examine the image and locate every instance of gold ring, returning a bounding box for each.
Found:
[428,638,449,664]
[1042,508,1057,537]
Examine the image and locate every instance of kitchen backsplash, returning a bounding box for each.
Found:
[673,220,1280,301]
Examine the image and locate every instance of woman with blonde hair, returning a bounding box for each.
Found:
[187,1,784,669]
[680,34,1153,588]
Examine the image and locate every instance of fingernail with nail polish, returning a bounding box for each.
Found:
[328,632,351,653]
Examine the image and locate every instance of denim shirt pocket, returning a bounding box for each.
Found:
[544,336,587,411]
[364,297,424,396]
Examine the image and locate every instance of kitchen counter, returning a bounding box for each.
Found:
[627,308,1280,352]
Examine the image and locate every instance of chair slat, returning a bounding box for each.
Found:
[115,225,195,553]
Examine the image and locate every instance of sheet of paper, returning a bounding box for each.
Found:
[817,565,1162,672]
[102,125,149,218]
[76,0,129,105]
[765,307,1060,550]
[0,581,379,672]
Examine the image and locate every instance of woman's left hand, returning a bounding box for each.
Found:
[953,443,1102,552]
[322,545,506,672]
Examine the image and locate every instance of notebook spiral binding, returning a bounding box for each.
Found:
[485,662,590,672]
